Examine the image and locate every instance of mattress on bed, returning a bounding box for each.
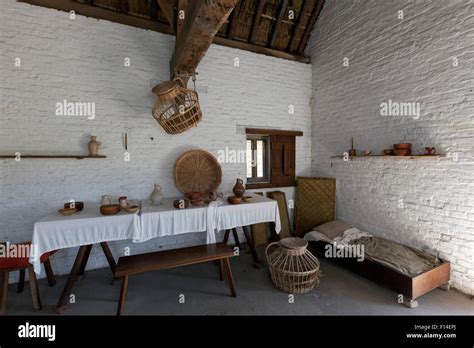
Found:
[349,236,441,277]
[305,224,441,277]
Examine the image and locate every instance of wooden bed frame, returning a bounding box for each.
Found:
[308,240,451,307]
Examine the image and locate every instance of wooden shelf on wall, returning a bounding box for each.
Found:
[0,155,106,160]
[330,155,446,160]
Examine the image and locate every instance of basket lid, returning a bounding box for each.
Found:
[151,79,182,96]
[279,237,308,251]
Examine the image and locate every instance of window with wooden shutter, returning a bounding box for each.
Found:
[246,128,302,189]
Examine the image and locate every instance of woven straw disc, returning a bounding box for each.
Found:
[174,149,222,194]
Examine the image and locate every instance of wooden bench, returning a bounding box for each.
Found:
[114,243,237,315]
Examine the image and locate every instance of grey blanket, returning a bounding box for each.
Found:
[351,236,441,277]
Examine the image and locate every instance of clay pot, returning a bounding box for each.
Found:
[228,196,242,205]
[64,202,84,211]
[100,204,121,215]
[425,147,436,155]
[393,149,412,156]
[173,199,189,209]
[232,178,245,197]
[394,143,412,149]
[88,136,101,157]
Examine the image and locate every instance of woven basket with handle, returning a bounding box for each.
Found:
[265,237,321,294]
[152,78,202,135]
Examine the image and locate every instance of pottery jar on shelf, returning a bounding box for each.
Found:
[88,136,102,157]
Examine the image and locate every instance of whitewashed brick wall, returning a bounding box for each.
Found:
[0,1,312,279]
[308,0,474,295]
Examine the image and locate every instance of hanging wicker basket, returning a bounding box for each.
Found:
[151,77,202,135]
[265,237,321,294]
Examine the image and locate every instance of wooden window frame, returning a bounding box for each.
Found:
[245,128,303,189]
[246,135,271,184]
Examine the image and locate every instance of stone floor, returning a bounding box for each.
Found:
[3,247,473,315]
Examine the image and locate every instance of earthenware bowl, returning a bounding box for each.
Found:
[173,199,189,209]
[242,196,252,203]
[228,196,242,205]
[64,202,84,211]
[394,143,412,149]
[393,149,412,156]
[122,205,140,213]
[100,204,121,215]
[58,208,78,216]
[191,199,206,207]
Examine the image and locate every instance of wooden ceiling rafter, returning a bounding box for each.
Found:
[171,0,238,84]
[269,0,288,48]
[296,0,324,55]
[157,0,176,32]
[19,0,325,64]
[249,0,267,44]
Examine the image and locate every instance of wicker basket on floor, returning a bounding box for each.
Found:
[265,237,321,294]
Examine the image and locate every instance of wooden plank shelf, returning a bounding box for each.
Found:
[331,155,445,160]
[0,155,106,159]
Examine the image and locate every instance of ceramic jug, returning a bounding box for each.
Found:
[150,184,163,205]
[232,178,245,197]
[101,195,113,205]
[88,136,101,157]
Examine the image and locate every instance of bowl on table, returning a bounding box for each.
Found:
[64,202,84,211]
[100,204,121,215]
[242,196,252,203]
[173,199,190,209]
[122,205,140,213]
[228,196,242,205]
[191,199,206,207]
[58,207,78,216]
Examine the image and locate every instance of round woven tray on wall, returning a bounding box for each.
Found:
[265,237,321,294]
[174,149,222,194]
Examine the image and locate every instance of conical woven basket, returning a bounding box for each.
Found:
[265,237,321,294]
[152,78,202,135]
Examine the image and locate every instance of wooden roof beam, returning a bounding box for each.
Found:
[296,0,324,55]
[269,0,288,48]
[157,0,176,32]
[287,0,311,53]
[170,0,237,83]
[249,0,267,44]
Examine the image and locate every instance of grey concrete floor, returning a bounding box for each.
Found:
[4,246,474,315]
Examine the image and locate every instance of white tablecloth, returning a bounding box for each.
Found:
[30,194,281,273]
[138,198,208,242]
[216,193,281,235]
[30,203,141,274]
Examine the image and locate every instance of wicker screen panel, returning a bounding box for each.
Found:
[295,177,336,237]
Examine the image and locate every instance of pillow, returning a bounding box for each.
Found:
[314,220,352,240]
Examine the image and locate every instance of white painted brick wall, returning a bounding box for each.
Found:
[308,0,474,295]
[0,1,312,279]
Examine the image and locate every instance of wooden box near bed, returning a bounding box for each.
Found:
[294,177,450,308]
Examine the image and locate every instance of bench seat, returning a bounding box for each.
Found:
[114,243,237,315]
